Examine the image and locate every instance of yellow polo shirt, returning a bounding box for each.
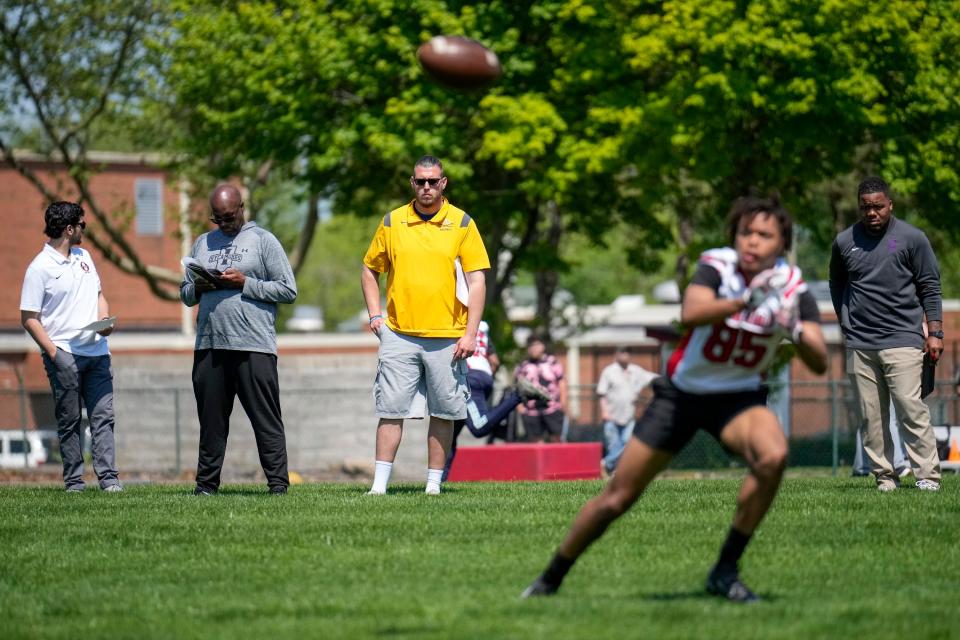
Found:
[363,199,490,337]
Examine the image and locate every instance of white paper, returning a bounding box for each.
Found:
[455,258,469,306]
[81,316,117,332]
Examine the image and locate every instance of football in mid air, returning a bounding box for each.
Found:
[417,36,501,90]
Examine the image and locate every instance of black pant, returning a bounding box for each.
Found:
[192,349,288,491]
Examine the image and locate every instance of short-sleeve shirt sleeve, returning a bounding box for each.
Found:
[458,220,490,272]
[20,266,44,312]
[596,368,611,396]
[798,290,821,322]
[363,221,389,273]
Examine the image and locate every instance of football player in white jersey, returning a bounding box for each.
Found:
[523,195,827,603]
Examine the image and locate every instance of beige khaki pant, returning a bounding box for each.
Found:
[847,347,941,486]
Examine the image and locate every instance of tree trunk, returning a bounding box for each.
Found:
[674,208,694,288]
[534,200,563,343]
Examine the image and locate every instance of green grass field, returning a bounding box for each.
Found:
[1,476,957,639]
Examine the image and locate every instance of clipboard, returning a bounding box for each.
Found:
[81,316,117,332]
[920,351,937,399]
[455,258,469,306]
[921,352,936,399]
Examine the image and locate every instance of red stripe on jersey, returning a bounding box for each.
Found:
[783,268,803,299]
[667,330,693,378]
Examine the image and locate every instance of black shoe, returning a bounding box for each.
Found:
[705,568,759,603]
[516,377,551,403]
[193,486,216,496]
[269,486,288,495]
[521,576,559,598]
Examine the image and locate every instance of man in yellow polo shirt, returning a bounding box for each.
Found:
[361,155,490,495]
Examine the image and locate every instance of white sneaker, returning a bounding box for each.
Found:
[877,481,899,493]
[425,485,441,495]
[103,484,124,493]
[916,479,940,492]
[366,489,386,496]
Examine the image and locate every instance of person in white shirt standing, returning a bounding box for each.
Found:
[597,346,658,475]
[20,202,121,493]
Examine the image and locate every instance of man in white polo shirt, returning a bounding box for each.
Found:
[20,201,121,493]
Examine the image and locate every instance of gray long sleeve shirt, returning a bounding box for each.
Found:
[829,216,941,350]
[180,222,297,354]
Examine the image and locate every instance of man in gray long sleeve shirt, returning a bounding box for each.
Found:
[829,176,942,491]
[180,184,297,495]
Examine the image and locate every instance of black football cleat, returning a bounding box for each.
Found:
[706,569,759,603]
[521,576,559,599]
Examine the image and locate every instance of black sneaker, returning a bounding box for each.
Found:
[269,486,288,495]
[516,377,551,403]
[705,568,759,603]
[520,576,559,598]
[192,486,216,496]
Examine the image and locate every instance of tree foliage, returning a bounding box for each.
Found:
[162,0,960,334]
[0,0,182,299]
[7,1,957,318]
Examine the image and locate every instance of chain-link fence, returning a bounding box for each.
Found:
[2,378,958,476]
[565,379,960,472]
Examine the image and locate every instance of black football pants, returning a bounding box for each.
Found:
[192,349,289,492]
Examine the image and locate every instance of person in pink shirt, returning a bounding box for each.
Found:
[515,335,567,443]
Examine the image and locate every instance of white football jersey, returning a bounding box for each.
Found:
[465,320,493,375]
[668,248,805,394]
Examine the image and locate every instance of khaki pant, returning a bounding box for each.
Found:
[847,347,941,486]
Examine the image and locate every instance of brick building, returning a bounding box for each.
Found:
[0,150,188,334]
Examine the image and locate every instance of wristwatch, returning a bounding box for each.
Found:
[930,330,944,339]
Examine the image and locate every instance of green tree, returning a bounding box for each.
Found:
[161,0,960,328]
[578,0,960,273]
[0,0,183,299]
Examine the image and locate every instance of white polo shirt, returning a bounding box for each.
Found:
[20,244,108,357]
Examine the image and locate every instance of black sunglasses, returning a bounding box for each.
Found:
[210,203,244,224]
[71,220,86,230]
[412,178,443,187]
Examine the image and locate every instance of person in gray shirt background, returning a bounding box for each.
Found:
[180,184,297,495]
[829,176,942,492]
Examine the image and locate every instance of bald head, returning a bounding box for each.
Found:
[209,184,245,235]
[210,184,242,209]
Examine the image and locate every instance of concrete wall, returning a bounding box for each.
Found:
[110,351,444,482]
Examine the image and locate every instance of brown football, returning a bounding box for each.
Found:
[417,36,501,90]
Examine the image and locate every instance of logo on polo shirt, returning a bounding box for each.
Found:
[440,219,454,231]
[80,262,90,272]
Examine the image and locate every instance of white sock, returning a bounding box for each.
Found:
[426,468,443,494]
[371,460,393,493]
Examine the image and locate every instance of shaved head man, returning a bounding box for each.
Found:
[181,183,298,495]
[209,185,245,236]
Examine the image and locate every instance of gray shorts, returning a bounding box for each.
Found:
[374,325,469,420]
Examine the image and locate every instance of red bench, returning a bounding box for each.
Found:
[447,442,602,482]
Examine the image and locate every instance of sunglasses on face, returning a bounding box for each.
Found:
[412,178,443,187]
[210,203,244,224]
[71,221,86,230]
